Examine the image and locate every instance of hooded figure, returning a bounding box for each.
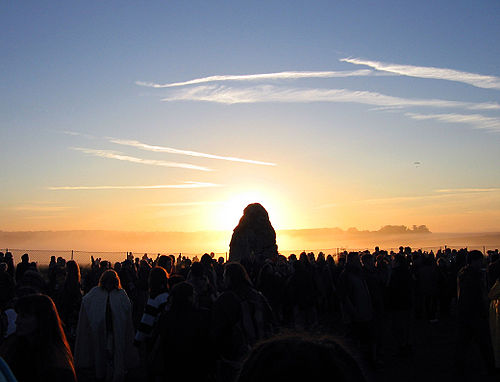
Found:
[74,270,138,382]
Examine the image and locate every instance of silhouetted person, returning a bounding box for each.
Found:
[236,333,368,382]
[489,275,500,369]
[213,262,274,382]
[187,261,216,310]
[74,269,138,382]
[56,260,82,348]
[15,253,30,283]
[488,251,500,289]
[286,255,318,330]
[338,253,374,361]
[0,294,76,382]
[135,266,169,350]
[150,281,215,381]
[455,250,495,376]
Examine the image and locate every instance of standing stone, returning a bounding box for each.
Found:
[229,203,278,263]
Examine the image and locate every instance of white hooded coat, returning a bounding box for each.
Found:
[74,286,139,382]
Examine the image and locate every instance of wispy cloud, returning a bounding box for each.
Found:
[10,205,73,212]
[162,85,499,110]
[72,147,212,171]
[136,69,374,88]
[319,188,500,209]
[435,188,500,193]
[108,138,277,166]
[341,57,500,90]
[318,194,451,209]
[146,201,224,207]
[405,112,500,131]
[48,182,221,190]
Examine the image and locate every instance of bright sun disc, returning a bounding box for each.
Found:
[215,190,281,231]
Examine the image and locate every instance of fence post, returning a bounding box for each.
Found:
[71,250,74,261]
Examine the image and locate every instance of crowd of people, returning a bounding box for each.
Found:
[0,246,499,381]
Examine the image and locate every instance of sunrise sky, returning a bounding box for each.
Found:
[2,1,500,236]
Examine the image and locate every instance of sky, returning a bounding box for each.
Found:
[1,1,500,239]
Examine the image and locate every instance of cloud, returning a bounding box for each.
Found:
[161,84,499,110]
[72,147,212,171]
[318,194,451,209]
[405,112,500,131]
[108,138,277,166]
[318,189,500,209]
[136,69,374,88]
[9,205,73,212]
[434,188,500,193]
[146,201,224,207]
[341,57,500,90]
[47,182,221,190]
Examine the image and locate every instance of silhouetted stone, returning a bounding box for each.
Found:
[229,203,278,263]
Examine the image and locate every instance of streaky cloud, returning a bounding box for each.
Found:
[146,201,224,207]
[71,147,212,171]
[405,112,500,131]
[162,84,499,111]
[136,69,373,88]
[318,189,500,209]
[10,205,73,212]
[435,188,500,193]
[48,182,221,190]
[109,138,277,166]
[341,57,500,90]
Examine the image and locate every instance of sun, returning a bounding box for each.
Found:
[214,189,282,231]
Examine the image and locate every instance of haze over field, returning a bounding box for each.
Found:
[1,2,500,251]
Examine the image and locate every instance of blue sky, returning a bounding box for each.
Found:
[1,1,500,234]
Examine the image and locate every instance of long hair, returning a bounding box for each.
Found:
[15,294,75,376]
[98,269,122,291]
[65,260,81,286]
[149,266,168,298]
[224,262,253,292]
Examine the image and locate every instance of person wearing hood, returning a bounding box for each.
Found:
[74,269,138,382]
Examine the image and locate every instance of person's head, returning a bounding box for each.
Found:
[98,269,122,291]
[190,261,204,278]
[168,273,185,290]
[15,294,74,372]
[467,250,483,269]
[218,256,225,265]
[224,262,252,291]
[392,253,408,269]
[157,255,172,272]
[490,252,500,263]
[361,253,374,269]
[149,266,168,297]
[437,258,447,269]
[65,260,80,284]
[346,253,361,269]
[21,253,29,263]
[237,334,367,382]
[200,253,213,267]
[170,282,194,310]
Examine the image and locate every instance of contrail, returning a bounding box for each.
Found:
[72,147,213,171]
[48,182,221,190]
[341,57,500,90]
[136,69,373,88]
[109,138,277,166]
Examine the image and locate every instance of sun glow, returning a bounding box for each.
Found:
[214,189,283,231]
